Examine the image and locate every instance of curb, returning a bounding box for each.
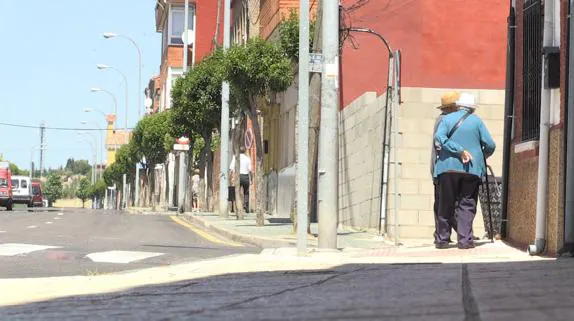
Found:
[180,213,297,249]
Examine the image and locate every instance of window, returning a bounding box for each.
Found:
[11,179,18,188]
[21,180,27,188]
[166,67,183,110]
[0,178,7,188]
[169,6,195,45]
[522,0,543,141]
[32,185,41,195]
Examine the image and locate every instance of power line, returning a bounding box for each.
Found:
[0,121,132,131]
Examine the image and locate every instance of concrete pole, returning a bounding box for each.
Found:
[392,50,401,245]
[134,162,139,207]
[122,173,127,210]
[317,0,339,249]
[168,153,175,207]
[296,0,310,255]
[219,0,231,217]
[178,151,187,212]
[183,0,189,73]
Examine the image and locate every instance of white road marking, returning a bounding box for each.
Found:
[26,225,37,229]
[45,221,53,224]
[0,243,60,256]
[0,231,6,233]
[85,251,164,264]
[54,217,62,220]
[57,213,64,216]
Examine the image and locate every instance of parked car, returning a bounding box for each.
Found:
[11,175,32,207]
[0,162,13,211]
[31,181,43,207]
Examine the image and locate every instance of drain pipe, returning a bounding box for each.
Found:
[528,0,557,255]
[561,0,574,256]
[500,0,516,238]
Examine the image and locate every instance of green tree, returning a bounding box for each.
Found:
[132,112,171,205]
[90,179,107,200]
[44,173,63,206]
[171,50,227,208]
[9,163,29,176]
[224,37,294,225]
[75,177,91,208]
[279,9,316,62]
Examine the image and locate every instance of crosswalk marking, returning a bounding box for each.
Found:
[26,225,37,229]
[0,243,61,256]
[85,251,164,264]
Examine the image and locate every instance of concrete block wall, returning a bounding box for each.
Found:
[338,88,506,239]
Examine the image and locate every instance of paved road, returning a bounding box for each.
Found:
[0,208,257,278]
[1,257,574,320]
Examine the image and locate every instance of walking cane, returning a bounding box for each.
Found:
[483,154,495,243]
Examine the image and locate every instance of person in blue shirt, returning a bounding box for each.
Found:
[430,93,460,243]
[433,93,496,249]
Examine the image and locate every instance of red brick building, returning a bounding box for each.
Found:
[153,0,221,112]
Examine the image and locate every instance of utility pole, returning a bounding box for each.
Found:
[317,1,340,249]
[296,0,310,255]
[39,122,46,179]
[219,0,231,217]
[183,0,189,73]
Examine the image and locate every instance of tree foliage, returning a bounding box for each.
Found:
[103,142,137,187]
[65,159,92,176]
[9,163,29,176]
[44,173,63,204]
[279,9,316,62]
[90,179,107,200]
[75,177,91,208]
[170,49,226,139]
[225,38,294,103]
[132,112,171,168]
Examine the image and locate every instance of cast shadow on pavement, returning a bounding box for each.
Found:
[1,259,573,320]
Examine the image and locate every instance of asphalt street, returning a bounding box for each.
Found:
[2,258,574,320]
[0,208,257,278]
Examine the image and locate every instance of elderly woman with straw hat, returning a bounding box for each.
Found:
[432,92,496,249]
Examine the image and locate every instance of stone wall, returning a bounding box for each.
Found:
[338,88,506,239]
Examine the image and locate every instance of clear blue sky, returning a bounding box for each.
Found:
[0,0,160,170]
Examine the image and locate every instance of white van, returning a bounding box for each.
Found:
[11,175,32,207]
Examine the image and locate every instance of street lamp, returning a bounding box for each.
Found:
[80,121,104,180]
[84,107,107,118]
[90,88,118,117]
[102,32,143,120]
[76,134,97,184]
[96,64,129,132]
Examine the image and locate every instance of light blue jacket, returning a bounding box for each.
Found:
[433,109,496,178]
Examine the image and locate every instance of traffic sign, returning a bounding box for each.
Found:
[173,144,190,151]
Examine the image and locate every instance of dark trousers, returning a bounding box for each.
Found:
[240,174,250,212]
[437,172,480,246]
[433,180,457,243]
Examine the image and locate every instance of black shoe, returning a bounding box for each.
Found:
[435,243,449,249]
[457,243,475,250]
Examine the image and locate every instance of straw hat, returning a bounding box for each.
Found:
[436,91,461,109]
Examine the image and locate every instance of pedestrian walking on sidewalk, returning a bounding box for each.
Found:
[431,92,460,243]
[230,146,252,213]
[191,169,200,212]
[433,92,496,249]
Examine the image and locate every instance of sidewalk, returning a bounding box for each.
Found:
[180,211,395,250]
[129,208,536,261]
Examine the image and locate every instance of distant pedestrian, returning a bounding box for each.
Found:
[431,91,460,243]
[191,169,200,212]
[433,93,496,249]
[230,146,252,213]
